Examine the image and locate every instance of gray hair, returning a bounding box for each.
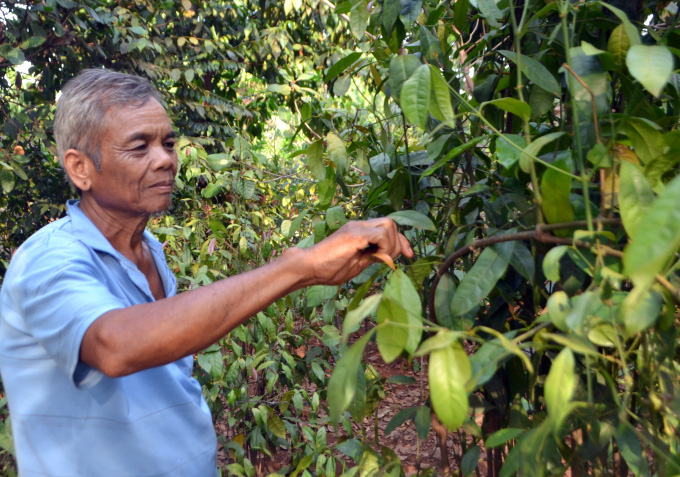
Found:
[54,69,164,175]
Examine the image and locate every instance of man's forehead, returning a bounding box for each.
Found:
[105,100,174,138]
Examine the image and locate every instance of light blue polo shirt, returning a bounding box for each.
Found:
[0,200,218,476]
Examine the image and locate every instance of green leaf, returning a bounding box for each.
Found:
[626,45,674,98]
[197,349,224,379]
[388,210,435,230]
[498,50,560,96]
[343,294,382,343]
[377,270,422,362]
[541,156,574,224]
[586,142,611,168]
[0,170,15,194]
[399,0,422,25]
[600,3,641,46]
[326,206,347,231]
[401,64,431,129]
[5,47,25,65]
[267,84,291,95]
[414,406,431,439]
[326,52,362,82]
[327,133,348,175]
[615,424,648,476]
[618,161,654,239]
[544,348,575,429]
[495,134,525,169]
[421,137,484,178]
[328,331,374,424]
[350,0,369,40]
[389,55,421,101]
[544,332,599,357]
[451,241,515,316]
[486,428,525,448]
[461,446,481,475]
[434,274,456,329]
[624,118,664,165]
[304,140,325,180]
[414,329,462,357]
[545,291,570,332]
[529,85,555,120]
[519,132,565,173]
[206,153,234,171]
[543,245,568,282]
[333,74,351,96]
[429,341,470,430]
[623,174,680,289]
[484,97,531,122]
[607,24,631,64]
[476,0,503,27]
[383,0,401,34]
[184,69,194,83]
[267,414,287,439]
[428,65,454,123]
[307,285,336,307]
[454,0,470,32]
[620,289,662,337]
[21,35,47,49]
[385,407,418,435]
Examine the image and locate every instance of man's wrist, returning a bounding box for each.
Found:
[278,246,318,290]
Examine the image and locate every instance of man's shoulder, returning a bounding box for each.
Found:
[14,215,79,256]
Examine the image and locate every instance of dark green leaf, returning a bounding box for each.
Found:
[485,98,531,122]
[383,0,401,33]
[328,331,374,424]
[399,0,422,25]
[415,406,431,439]
[461,445,481,475]
[619,161,654,239]
[451,241,515,316]
[325,52,362,82]
[498,50,560,96]
[623,174,680,289]
[385,407,418,435]
[615,424,648,476]
[388,210,435,230]
[541,156,574,224]
[486,428,525,448]
[350,0,369,40]
[401,64,431,129]
[388,55,421,101]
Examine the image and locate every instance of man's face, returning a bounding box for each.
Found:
[87,99,178,217]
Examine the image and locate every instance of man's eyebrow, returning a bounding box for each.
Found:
[125,131,177,142]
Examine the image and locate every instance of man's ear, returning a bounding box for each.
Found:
[63,149,95,191]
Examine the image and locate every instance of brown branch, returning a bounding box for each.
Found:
[427,218,623,323]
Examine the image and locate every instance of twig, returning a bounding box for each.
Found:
[427,218,624,323]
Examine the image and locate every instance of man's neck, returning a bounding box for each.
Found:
[78,196,150,262]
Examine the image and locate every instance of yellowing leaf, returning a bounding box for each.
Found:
[429,342,470,430]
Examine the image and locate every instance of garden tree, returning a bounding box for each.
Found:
[2,0,680,476]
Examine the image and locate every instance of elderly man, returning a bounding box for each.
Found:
[0,69,412,476]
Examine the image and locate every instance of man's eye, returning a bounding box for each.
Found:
[132,144,147,151]
[164,141,177,148]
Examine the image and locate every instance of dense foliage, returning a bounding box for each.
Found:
[2,0,680,475]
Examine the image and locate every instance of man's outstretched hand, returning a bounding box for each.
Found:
[295,217,414,287]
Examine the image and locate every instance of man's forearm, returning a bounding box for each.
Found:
[81,246,311,377]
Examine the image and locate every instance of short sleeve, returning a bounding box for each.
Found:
[2,234,127,388]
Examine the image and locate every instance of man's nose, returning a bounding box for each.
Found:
[151,145,177,171]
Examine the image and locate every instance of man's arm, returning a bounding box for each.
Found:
[80,218,413,377]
